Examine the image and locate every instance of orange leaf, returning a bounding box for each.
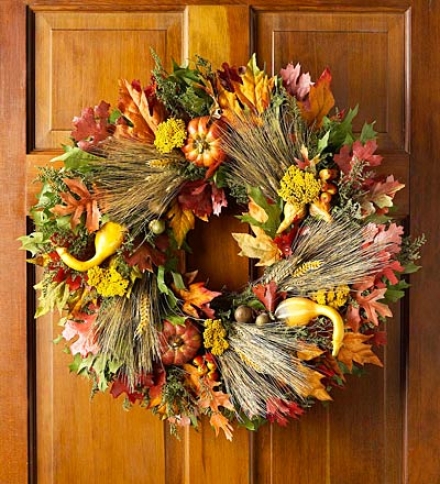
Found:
[298,68,335,128]
[295,363,332,401]
[116,79,166,143]
[166,200,195,248]
[218,55,275,121]
[337,332,383,372]
[174,281,221,318]
[296,343,325,361]
[209,412,234,441]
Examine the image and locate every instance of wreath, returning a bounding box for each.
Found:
[21,52,424,440]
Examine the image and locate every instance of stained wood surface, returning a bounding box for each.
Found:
[1,1,440,483]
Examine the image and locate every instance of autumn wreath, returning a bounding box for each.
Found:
[21,52,424,440]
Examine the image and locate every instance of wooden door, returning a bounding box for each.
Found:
[2,1,440,483]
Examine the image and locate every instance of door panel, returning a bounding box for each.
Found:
[1,0,438,483]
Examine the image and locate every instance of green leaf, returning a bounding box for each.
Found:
[403,262,422,274]
[360,121,377,143]
[246,186,282,237]
[52,145,99,173]
[17,232,47,256]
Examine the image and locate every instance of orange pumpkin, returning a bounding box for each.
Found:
[159,319,202,366]
[182,116,226,178]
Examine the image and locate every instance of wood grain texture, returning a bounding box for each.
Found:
[407,1,440,482]
[0,2,28,484]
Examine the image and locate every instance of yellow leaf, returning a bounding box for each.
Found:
[218,55,276,121]
[337,332,383,372]
[232,231,281,266]
[248,196,269,224]
[166,200,195,248]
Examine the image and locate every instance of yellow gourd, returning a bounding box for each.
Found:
[274,296,344,357]
[56,221,126,272]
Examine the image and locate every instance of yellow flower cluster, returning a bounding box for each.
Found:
[203,319,229,356]
[311,285,350,308]
[154,118,187,154]
[277,165,321,205]
[87,265,129,297]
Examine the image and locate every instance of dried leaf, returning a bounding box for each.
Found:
[117,79,166,143]
[174,281,221,317]
[232,229,281,266]
[295,363,332,401]
[337,332,383,371]
[298,67,335,128]
[166,200,195,248]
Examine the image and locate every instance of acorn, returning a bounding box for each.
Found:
[148,218,166,235]
[255,312,271,327]
[234,305,253,324]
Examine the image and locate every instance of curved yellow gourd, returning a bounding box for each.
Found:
[56,221,126,272]
[274,297,344,357]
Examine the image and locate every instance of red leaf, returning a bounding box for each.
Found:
[252,281,279,312]
[124,240,167,273]
[71,101,113,151]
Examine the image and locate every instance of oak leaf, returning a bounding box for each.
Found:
[166,200,195,248]
[337,332,383,371]
[51,178,100,232]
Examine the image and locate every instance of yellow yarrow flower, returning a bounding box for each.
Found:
[87,265,129,297]
[154,118,187,154]
[278,165,321,205]
[311,285,350,308]
[203,319,229,356]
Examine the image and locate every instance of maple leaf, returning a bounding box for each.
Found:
[232,227,281,266]
[116,79,166,143]
[337,332,383,371]
[211,184,228,216]
[295,363,332,401]
[174,281,221,317]
[273,226,298,257]
[71,100,113,151]
[334,144,354,175]
[279,62,313,101]
[177,180,213,220]
[166,200,195,248]
[298,67,335,128]
[124,240,166,273]
[252,281,279,312]
[51,178,100,232]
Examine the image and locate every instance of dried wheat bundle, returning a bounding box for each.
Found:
[218,322,315,419]
[95,273,162,389]
[261,217,388,295]
[90,139,186,234]
[221,105,307,200]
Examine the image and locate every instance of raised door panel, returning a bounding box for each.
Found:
[33,10,183,150]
